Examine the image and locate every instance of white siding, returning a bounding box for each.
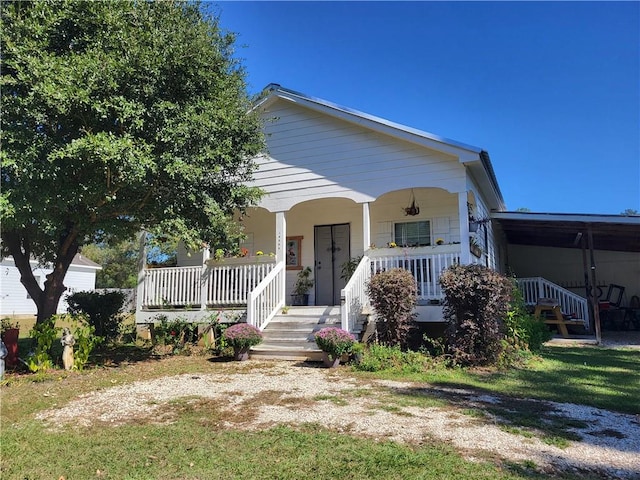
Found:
[0,258,98,316]
[253,102,468,211]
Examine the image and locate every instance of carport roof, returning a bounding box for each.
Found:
[491,212,640,253]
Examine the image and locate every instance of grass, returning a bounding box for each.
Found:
[1,340,636,479]
[354,345,640,415]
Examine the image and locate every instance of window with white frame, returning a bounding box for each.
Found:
[394,221,431,247]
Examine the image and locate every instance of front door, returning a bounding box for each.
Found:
[314,224,350,305]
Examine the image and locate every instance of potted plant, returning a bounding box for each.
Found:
[0,318,20,368]
[291,266,314,306]
[314,326,355,368]
[222,323,263,361]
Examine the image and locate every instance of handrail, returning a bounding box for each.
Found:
[247,261,285,330]
[340,255,371,333]
[518,277,589,327]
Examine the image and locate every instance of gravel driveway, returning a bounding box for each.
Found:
[36,361,640,479]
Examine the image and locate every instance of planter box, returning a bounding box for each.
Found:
[206,256,275,266]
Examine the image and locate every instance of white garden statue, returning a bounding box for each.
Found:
[61,328,75,371]
[0,339,7,380]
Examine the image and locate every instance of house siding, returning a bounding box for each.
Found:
[0,258,99,316]
[253,102,468,212]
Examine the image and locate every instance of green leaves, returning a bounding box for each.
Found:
[1,0,264,320]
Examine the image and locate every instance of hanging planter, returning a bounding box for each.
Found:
[403,189,420,216]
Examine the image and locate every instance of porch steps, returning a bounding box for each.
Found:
[250,306,342,361]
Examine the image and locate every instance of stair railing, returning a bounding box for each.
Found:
[518,277,589,327]
[247,261,285,330]
[340,255,372,333]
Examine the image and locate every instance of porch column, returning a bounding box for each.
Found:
[135,231,146,314]
[458,192,471,265]
[362,202,371,252]
[200,247,210,310]
[276,211,287,302]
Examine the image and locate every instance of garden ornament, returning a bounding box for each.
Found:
[61,328,75,370]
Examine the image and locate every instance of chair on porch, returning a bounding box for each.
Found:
[599,284,626,330]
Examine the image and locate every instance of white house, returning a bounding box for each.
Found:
[135,85,639,354]
[0,254,102,316]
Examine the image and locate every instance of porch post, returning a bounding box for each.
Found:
[458,192,471,264]
[276,211,287,303]
[362,202,371,251]
[200,248,210,310]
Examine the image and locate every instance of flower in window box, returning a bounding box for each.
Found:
[388,242,397,248]
[256,251,264,256]
[436,238,445,245]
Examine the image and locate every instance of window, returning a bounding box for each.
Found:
[394,221,431,247]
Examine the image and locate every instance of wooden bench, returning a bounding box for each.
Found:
[534,302,582,338]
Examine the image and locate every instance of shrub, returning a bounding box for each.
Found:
[153,316,198,354]
[26,316,60,372]
[503,282,552,355]
[66,291,125,341]
[353,343,429,373]
[366,268,417,348]
[440,264,512,367]
[314,327,355,358]
[222,323,263,349]
[66,314,102,370]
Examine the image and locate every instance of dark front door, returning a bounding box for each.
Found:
[314,224,350,305]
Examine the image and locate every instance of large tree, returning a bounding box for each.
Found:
[1,1,264,324]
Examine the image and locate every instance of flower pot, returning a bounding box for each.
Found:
[290,294,309,306]
[1,328,19,368]
[233,346,250,361]
[322,352,341,368]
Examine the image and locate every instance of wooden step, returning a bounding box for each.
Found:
[250,306,344,361]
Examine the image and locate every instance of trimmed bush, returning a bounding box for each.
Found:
[66,291,125,341]
[366,268,417,348]
[440,264,512,367]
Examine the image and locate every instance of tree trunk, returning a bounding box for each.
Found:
[3,230,79,325]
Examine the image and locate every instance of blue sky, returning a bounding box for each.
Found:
[211,1,639,215]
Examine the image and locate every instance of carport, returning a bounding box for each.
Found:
[491,212,640,343]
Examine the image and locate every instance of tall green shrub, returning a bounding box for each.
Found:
[504,282,552,354]
[366,268,417,348]
[66,291,125,341]
[440,264,512,367]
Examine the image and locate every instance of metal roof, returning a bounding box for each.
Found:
[491,212,640,252]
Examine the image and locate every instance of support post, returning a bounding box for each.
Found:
[135,231,147,320]
[458,192,471,265]
[276,211,287,304]
[362,202,371,252]
[200,247,210,310]
[588,225,602,344]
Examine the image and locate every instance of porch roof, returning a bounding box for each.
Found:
[492,211,640,252]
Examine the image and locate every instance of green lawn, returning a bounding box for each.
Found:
[1,344,637,480]
[357,345,639,415]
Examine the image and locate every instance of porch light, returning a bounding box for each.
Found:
[403,189,420,216]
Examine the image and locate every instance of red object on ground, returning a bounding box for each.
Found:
[1,328,19,367]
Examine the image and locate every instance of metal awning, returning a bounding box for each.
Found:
[491,212,640,253]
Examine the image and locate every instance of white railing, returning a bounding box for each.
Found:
[518,277,589,327]
[142,266,202,308]
[247,261,285,330]
[141,261,275,309]
[206,261,275,306]
[370,250,461,300]
[340,255,372,333]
